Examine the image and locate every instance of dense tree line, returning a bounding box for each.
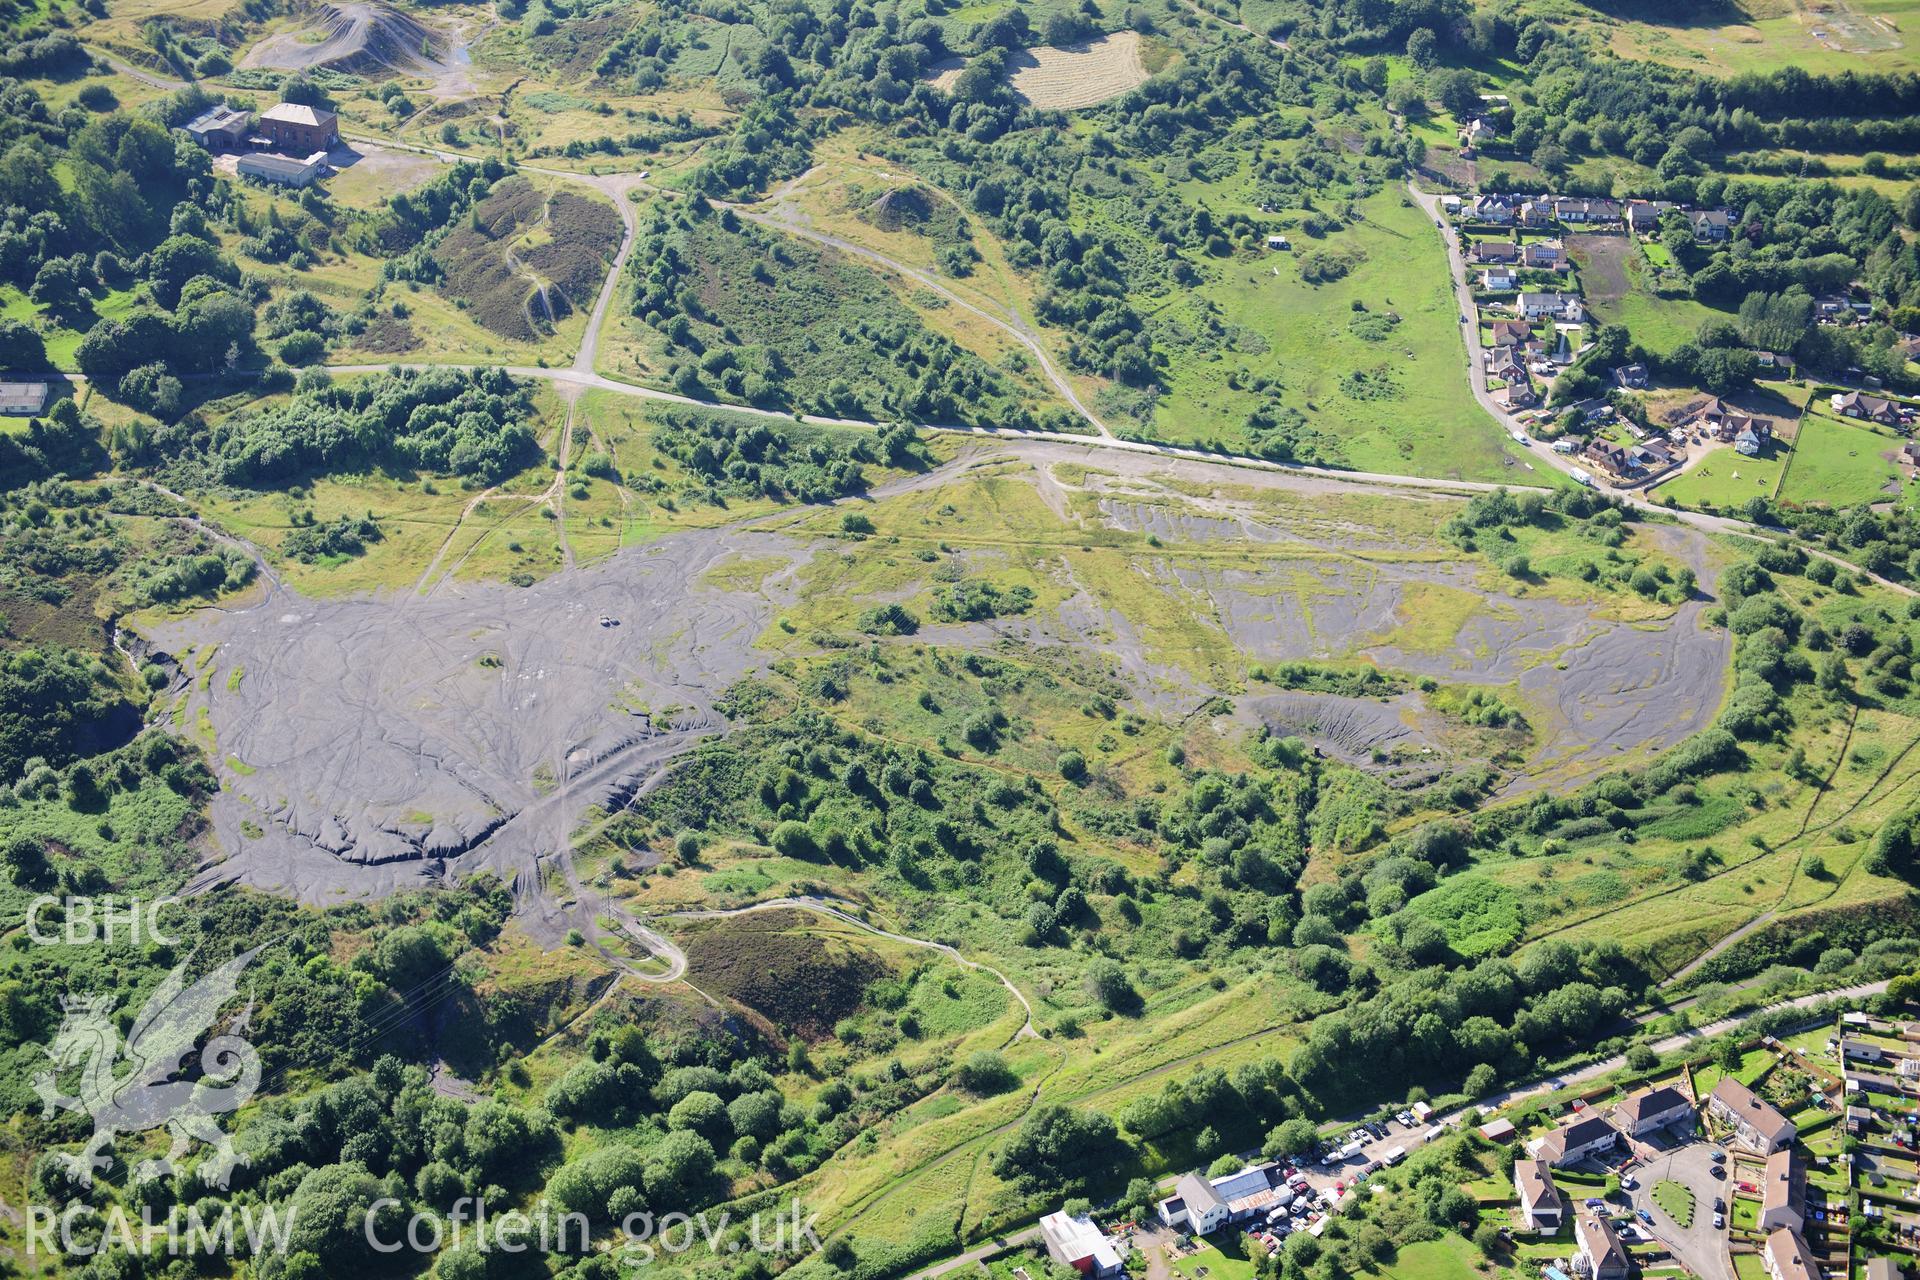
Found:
[182,368,538,486]
[652,408,906,504]
[0,646,133,779]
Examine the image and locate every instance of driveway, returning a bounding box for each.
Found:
[1625,1141,1734,1280]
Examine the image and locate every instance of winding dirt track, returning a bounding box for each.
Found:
[721,177,1116,438]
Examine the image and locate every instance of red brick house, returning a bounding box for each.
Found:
[259,103,339,153]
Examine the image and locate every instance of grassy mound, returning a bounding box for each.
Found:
[438,177,618,340]
[681,911,887,1041]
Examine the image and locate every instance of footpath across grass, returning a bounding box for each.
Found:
[1146,188,1513,482]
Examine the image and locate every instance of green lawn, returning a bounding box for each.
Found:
[1365,1234,1486,1280]
[1658,445,1789,512]
[1171,1240,1257,1280]
[1654,1178,1695,1227]
[1694,1047,1779,1095]
[1779,410,1908,508]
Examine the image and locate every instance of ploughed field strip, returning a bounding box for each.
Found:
[151,442,1732,909]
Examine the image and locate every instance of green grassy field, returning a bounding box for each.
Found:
[4,283,142,372]
[1590,264,1723,357]
[1365,1234,1486,1280]
[1495,0,1920,77]
[1145,189,1515,480]
[1780,409,1908,508]
[1658,445,1788,511]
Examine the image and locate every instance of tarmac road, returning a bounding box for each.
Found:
[1625,1140,1735,1280]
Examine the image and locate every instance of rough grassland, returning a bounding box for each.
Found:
[1578,238,1725,356]
[747,132,1116,417]
[1495,0,1920,77]
[1146,190,1515,481]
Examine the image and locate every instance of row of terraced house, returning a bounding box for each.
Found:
[1507,1080,1798,1280]
[1461,193,1736,243]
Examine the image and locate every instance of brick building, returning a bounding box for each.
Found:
[259,103,339,153]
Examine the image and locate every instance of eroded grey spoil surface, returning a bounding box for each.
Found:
[147,441,1731,909]
[1242,691,1442,762]
[147,528,808,909]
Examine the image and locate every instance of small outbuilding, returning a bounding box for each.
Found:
[238,151,330,188]
[183,104,252,150]
[0,379,51,416]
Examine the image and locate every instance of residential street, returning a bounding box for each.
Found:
[1404,183,1916,598]
[1625,1140,1735,1280]
[903,981,1889,1280]
[1457,980,1890,1120]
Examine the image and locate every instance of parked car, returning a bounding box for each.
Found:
[1712,1213,1725,1230]
[1713,1199,1725,1214]
[1710,1149,1726,1164]
[1620,1174,1637,1190]
[1710,1165,1726,1180]
[1638,1210,1654,1226]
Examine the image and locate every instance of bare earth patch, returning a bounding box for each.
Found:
[1568,233,1630,309]
[926,32,1152,108]
[242,2,452,76]
[326,144,444,211]
[144,442,1729,912]
[1009,32,1151,108]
